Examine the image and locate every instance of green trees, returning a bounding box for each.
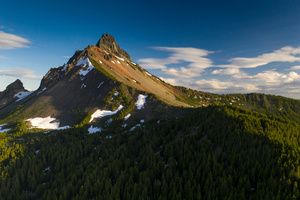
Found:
[0,105,299,199]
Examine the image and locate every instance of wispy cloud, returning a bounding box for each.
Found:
[0,31,31,49]
[226,46,300,69]
[0,68,42,79]
[138,47,214,78]
[288,65,300,70]
[159,77,180,86]
[191,79,259,93]
[0,26,5,29]
[63,56,71,59]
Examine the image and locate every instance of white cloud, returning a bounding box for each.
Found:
[0,31,30,49]
[159,77,180,86]
[227,46,300,69]
[0,68,42,79]
[63,56,71,59]
[289,65,300,70]
[0,26,5,29]
[138,47,213,78]
[192,79,259,93]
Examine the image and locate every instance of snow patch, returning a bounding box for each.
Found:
[104,50,109,55]
[99,60,102,64]
[131,62,137,65]
[0,124,9,133]
[90,105,124,122]
[140,119,144,123]
[115,56,124,61]
[37,87,47,95]
[117,61,121,64]
[130,124,141,131]
[124,114,131,121]
[77,57,95,78]
[81,84,87,89]
[62,64,68,71]
[35,150,40,154]
[88,126,102,134]
[114,91,119,96]
[98,81,104,88]
[132,79,137,83]
[26,116,70,130]
[111,61,115,64]
[135,94,147,109]
[14,91,32,102]
[145,71,152,76]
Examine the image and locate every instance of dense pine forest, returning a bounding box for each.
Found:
[0,103,299,199]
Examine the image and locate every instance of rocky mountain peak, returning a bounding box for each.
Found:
[6,79,25,91]
[96,33,131,61]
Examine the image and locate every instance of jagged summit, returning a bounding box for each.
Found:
[96,33,131,61]
[6,79,25,91]
[0,79,28,107]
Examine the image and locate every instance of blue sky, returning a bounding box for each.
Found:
[1,0,300,99]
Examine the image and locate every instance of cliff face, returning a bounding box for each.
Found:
[96,33,131,61]
[0,79,27,106]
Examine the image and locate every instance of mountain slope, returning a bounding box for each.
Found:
[0,34,200,128]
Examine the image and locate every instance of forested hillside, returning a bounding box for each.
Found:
[0,105,299,199]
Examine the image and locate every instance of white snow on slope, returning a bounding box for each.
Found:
[131,62,137,65]
[14,91,32,102]
[26,116,70,130]
[145,71,152,76]
[81,84,87,89]
[98,81,104,88]
[77,57,95,77]
[111,61,115,64]
[37,87,47,95]
[99,60,102,64]
[90,105,124,122]
[130,124,141,131]
[0,124,10,133]
[124,114,131,120]
[62,64,68,71]
[115,56,124,61]
[135,94,147,109]
[88,126,102,134]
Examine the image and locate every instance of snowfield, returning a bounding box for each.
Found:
[89,105,124,122]
[88,126,102,134]
[26,116,70,130]
[14,91,32,102]
[77,57,95,77]
[135,94,147,109]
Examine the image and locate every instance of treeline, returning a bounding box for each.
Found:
[0,105,299,199]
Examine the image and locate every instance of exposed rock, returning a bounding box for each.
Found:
[6,79,25,91]
[96,34,131,61]
[0,79,27,105]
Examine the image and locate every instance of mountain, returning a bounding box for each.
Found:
[0,79,31,108]
[1,34,300,199]
[1,34,204,128]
